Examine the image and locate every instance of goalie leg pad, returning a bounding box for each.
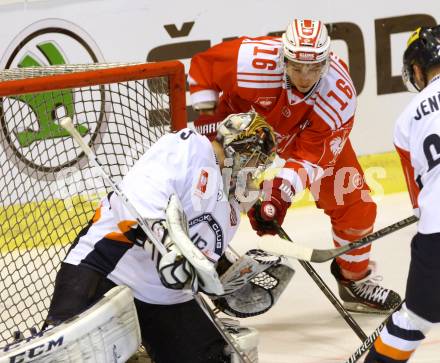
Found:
[222,318,259,363]
[1,286,141,363]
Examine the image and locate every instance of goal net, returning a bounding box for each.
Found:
[0,61,187,346]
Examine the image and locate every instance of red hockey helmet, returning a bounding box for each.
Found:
[282,19,331,64]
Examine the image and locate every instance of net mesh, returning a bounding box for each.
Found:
[0,62,184,345]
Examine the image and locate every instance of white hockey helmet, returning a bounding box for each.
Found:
[282,19,331,64]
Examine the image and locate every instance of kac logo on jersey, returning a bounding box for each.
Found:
[330,136,344,156]
[189,213,224,255]
[281,106,291,118]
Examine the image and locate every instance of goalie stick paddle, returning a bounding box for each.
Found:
[344,300,405,363]
[60,117,252,363]
[259,215,418,263]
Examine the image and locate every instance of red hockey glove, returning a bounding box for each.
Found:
[247,178,294,236]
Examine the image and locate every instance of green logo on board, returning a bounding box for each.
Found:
[13,42,88,147]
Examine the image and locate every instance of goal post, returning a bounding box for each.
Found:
[0,61,187,346]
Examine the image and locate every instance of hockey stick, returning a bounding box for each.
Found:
[275,226,368,341]
[60,118,166,256]
[260,216,418,263]
[344,300,405,363]
[60,117,252,363]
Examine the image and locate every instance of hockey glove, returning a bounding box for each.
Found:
[158,243,192,290]
[247,177,294,236]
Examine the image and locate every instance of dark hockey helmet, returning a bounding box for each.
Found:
[402,25,440,92]
[216,112,276,198]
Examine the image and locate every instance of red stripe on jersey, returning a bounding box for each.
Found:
[237,78,283,84]
[317,92,344,126]
[237,71,284,76]
[330,61,355,95]
[314,98,338,129]
[330,58,351,81]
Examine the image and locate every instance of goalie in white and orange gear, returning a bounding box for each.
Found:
[188,18,401,314]
[42,112,278,363]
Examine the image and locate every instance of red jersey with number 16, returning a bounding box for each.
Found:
[189,36,357,194]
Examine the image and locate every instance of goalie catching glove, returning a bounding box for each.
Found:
[212,249,295,318]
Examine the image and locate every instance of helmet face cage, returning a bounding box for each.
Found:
[282,19,331,65]
[217,112,277,197]
[402,25,440,92]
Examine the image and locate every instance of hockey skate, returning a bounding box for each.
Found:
[331,260,402,314]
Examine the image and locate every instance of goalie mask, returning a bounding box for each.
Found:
[216,112,276,204]
[402,25,440,92]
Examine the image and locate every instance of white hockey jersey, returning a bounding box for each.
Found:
[394,75,440,234]
[64,129,241,304]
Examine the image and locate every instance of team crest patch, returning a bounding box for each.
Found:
[322,128,350,164]
[255,96,276,109]
[330,136,344,156]
[195,169,209,197]
[281,106,291,118]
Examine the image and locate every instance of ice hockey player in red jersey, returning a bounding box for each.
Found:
[188,18,401,313]
[365,25,440,363]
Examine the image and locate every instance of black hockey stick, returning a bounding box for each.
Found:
[260,216,418,263]
[344,300,405,363]
[276,226,368,341]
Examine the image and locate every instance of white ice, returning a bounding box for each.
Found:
[232,192,440,363]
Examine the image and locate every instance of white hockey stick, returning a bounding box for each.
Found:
[258,215,418,263]
[60,117,167,256]
[0,286,140,363]
[60,117,253,363]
